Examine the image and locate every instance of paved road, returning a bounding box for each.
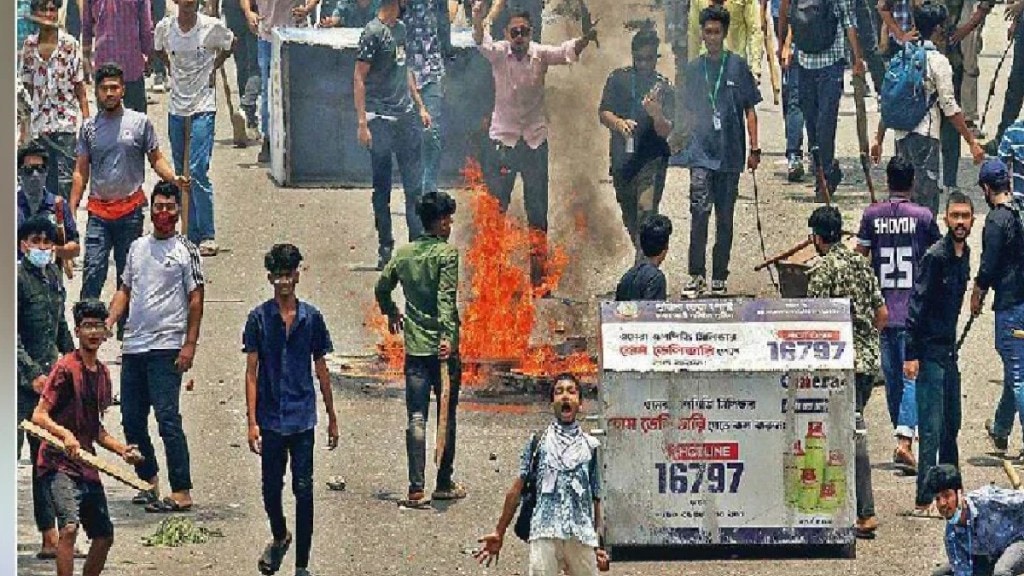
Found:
[17,3,1022,575]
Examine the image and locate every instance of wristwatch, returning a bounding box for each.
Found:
[749,148,762,156]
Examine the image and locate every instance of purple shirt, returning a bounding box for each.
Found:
[83,0,154,83]
[858,198,942,327]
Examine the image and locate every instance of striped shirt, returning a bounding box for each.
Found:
[121,234,205,355]
[795,0,855,70]
[881,0,913,42]
[999,120,1024,195]
[82,0,154,83]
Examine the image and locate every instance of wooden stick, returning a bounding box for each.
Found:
[434,361,451,466]
[1004,458,1022,490]
[852,74,877,204]
[181,116,193,237]
[763,12,781,106]
[20,420,154,492]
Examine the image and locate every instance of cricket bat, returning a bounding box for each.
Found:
[20,420,154,492]
[181,116,193,236]
[434,361,451,466]
[1004,458,1022,490]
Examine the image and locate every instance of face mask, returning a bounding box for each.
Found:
[948,504,962,526]
[152,210,178,235]
[26,247,53,268]
[21,170,46,202]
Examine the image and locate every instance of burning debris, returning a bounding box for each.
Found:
[364,159,598,386]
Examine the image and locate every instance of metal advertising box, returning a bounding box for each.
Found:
[597,299,857,557]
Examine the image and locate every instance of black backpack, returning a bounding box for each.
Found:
[790,0,839,54]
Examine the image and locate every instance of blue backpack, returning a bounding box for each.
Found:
[880,42,937,132]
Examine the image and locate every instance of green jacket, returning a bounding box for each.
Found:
[17,260,75,394]
[374,235,460,357]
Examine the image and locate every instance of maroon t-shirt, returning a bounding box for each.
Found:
[36,352,112,485]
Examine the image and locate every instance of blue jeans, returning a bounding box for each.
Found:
[405,355,461,493]
[258,38,272,137]
[420,80,444,194]
[991,302,1024,442]
[81,206,144,300]
[40,131,76,200]
[261,428,314,570]
[996,24,1024,142]
[775,20,804,158]
[798,62,844,192]
[880,327,918,437]
[370,114,425,256]
[915,352,961,506]
[169,112,216,243]
[121,349,193,492]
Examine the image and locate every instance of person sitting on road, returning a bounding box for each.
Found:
[473,373,610,575]
[615,214,673,301]
[925,464,1024,576]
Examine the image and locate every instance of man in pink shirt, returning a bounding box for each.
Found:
[82,0,155,113]
[471,0,595,292]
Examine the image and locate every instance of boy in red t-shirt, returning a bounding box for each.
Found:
[32,299,143,576]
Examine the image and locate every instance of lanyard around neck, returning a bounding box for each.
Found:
[703,52,728,109]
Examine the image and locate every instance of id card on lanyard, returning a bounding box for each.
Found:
[704,53,728,131]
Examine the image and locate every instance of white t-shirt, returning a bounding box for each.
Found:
[121,234,205,355]
[154,14,234,116]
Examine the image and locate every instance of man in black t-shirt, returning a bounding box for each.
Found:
[600,28,674,257]
[676,5,761,296]
[616,214,673,301]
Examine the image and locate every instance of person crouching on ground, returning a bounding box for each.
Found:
[474,373,610,575]
[925,464,1024,576]
[615,214,673,301]
[32,299,144,576]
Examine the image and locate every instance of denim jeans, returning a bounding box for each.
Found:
[81,206,144,300]
[261,428,314,570]
[798,62,844,193]
[65,0,80,38]
[991,301,1024,442]
[896,133,942,217]
[854,0,886,92]
[40,131,76,200]
[258,39,272,136]
[169,112,216,243]
[224,0,261,110]
[484,139,550,285]
[688,168,739,281]
[775,20,804,158]
[405,355,461,494]
[995,24,1024,143]
[940,65,965,188]
[18,395,56,533]
[120,349,193,492]
[150,0,166,77]
[370,114,425,257]
[855,373,876,519]
[915,351,961,506]
[880,327,918,437]
[420,80,444,194]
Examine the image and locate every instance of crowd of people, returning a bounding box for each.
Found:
[13,0,1024,575]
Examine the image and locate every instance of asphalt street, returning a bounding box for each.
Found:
[16,2,1023,575]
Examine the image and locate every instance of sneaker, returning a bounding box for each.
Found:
[242,104,258,130]
[787,155,805,183]
[152,73,167,93]
[986,419,1009,454]
[257,140,270,164]
[295,569,314,576]
[710,279,727,294]
[376,246,393,271]
[827,161,844,193]
[198,240,219,257]
[683,275,706,297]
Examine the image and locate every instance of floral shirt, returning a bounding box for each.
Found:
[403,0,448,88]
[518,425,602,548]
[21,31,85,136]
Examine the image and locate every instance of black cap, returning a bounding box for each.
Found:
[924,464,963,494]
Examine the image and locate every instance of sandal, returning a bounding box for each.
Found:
[398,491,431,509]
[257,532,292,576]
[145,497,193,513]
[431,482,468,501]
[901,506,941,519]
[36,547,87,559]
[132,489,159,505]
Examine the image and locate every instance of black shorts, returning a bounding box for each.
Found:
[45,472,114,539]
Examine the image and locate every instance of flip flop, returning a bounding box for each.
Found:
[145,497,193,513]
[431,482,468,501]
[36,547,87,559]
[398,492,431,509]
[258,532,292,576]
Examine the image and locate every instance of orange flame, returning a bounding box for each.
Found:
[368,157,597,384]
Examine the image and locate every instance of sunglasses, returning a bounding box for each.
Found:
[509,25,531,39]
[21,165,46,174]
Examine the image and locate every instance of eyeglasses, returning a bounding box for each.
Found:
[78,323,110,335]
[509,25,531,39]
[152,202,179,213]
[21,165,46,174]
